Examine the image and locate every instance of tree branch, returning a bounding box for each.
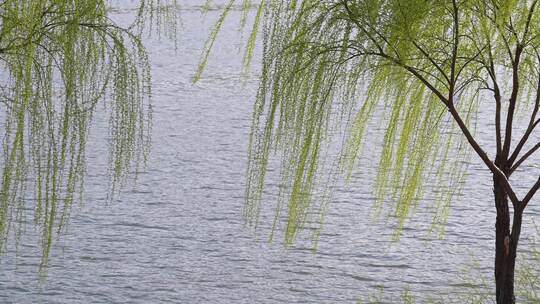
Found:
[445,102,520,206]
[521,176,540,209]
[521,0,538,46]
[341,0,521,206]
[449,0,459,100]
[412,40,451,84]
[510,141,540,174]
[502,43,524,160]
[508,70,540,169]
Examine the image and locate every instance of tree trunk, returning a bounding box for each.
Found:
[493,175,523,304]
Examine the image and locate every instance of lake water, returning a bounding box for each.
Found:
[1,2,540,303]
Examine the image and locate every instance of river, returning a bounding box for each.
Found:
[1,2,540,303]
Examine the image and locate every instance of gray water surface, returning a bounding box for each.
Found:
[2,3,540,303]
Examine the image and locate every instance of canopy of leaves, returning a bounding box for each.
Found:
[0,0,176,268]
[222,0,540,246]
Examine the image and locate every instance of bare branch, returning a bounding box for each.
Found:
[508,71,540,169]
[502,44,524,160]
[521,176,540,209]
[449,0,459,100]
[446,102,520,206]
[510,141,540,174]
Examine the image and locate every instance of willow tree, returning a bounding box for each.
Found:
[0,0,176,269]
[208,0,540,303]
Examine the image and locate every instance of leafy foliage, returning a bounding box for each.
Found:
[0,0,176,268]
[212,0,540,251]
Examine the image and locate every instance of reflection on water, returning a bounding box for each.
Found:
[1,2,540,303]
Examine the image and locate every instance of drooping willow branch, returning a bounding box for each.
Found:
[208,0,540,244]
[0,0,177,270]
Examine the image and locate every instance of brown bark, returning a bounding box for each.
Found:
[493,172,523,304]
